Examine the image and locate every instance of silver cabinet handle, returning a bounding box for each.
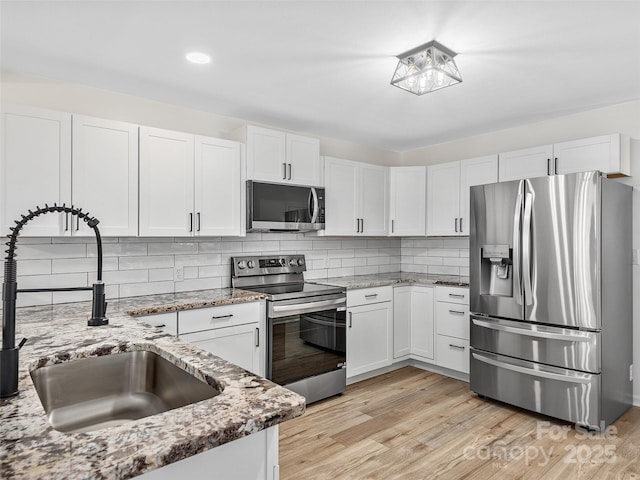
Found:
[449,309,465,315]
[391,219,394,233]
[76,215,80,231]
[448,293,465,298]
[197,212,201,232]
[189,213,193,232]
[364,294,378,299]
[211,314,233,320]
[65,212,69,232]
[349,312,352,328]
[554,157,558,175]
[361,218,364,233]
[454,217,458,233]
[282,162,287,180]
[449,344,465,350]
[156,324,166,328]
[255,327,259,347]
[287,163,292,180]
[459,217,463,233]
[547,158,551,176]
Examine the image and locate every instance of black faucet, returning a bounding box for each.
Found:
[1,204,108,398]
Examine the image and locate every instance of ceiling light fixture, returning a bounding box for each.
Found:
[186,52,211,65]
[391,40,462,95]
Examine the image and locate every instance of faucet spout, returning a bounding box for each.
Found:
[1,203,108,398]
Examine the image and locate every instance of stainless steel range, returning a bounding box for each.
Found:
[231,254,346,403]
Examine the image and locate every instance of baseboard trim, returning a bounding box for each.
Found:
[346,358,469,386]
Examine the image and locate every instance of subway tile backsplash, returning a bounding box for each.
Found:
[1,234,469,307]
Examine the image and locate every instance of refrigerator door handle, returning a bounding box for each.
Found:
[471,318,593,342]
[512,183,524,306]
[522,190,534,305]
[471,351,593,384]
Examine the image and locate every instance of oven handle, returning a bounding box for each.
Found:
[270,298,346,318]
[303,317,346,328]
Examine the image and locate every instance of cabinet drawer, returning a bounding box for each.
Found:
[179,301,261,334]
[436,335,469,374]
[436,303,469,340]
[137,312,178,336]
[347,286,392,307]
[435,286,469,304]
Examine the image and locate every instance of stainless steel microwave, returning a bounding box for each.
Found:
[246,181,325,232]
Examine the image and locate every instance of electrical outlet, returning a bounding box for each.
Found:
[632,249,639,266]
[174,266,184,282]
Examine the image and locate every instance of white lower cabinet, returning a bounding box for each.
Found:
[347,287,393,378]
[138,425,279,480]
[393,285,434,361]
[178,302,264,376]
[435,286,470,374]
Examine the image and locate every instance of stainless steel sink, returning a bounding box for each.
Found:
[30,350,221,433]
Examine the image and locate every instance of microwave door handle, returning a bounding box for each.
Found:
[308,187,319,223]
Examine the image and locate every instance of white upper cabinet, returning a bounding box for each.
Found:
[72,115,138,237]
[324,157,388,236]
[139,127,243,237]
[498,145,553,182]
[427,155,498,236]
[243,125,321,186]
[139,127,195,237]
[389,166,426,236]
[498,134,630,181]
[1,105,71,236]
[194,136,244,236]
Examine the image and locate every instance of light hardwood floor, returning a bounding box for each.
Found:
[279,366,640,479]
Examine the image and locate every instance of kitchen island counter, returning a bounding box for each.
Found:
[0,289,305,479]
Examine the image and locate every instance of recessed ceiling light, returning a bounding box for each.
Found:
[186,52,211,65]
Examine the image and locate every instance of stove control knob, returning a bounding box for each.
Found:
[280,258,286,266]
[237,260,246,270]
[247,260,255,269]
[289,258,297,267]
[297,258,304,266]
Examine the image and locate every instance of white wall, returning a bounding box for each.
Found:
[0,70,398,166]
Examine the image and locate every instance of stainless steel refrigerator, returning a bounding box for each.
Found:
[469,170,632,428]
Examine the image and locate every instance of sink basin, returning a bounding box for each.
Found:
[30,350,221,433]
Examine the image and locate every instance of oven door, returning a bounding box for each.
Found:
[267,294,346,386]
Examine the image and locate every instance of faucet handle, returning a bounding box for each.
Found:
[17,338,27,349]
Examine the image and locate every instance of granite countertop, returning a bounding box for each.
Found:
[0,289,305,479]
[308,272,469,290]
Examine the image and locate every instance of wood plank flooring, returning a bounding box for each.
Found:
[279,366,640,480]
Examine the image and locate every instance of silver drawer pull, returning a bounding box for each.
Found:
[155,324,166,328]
[449,344,466,350]
[449,310,465,315]
[364,294,378,299]
[448,293,465,298]
[211,314,233,320]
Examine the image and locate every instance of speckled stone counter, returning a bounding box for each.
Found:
[308,272,469,290]
[0,289,305,479]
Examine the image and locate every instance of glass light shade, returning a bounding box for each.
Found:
[391,40,462,95]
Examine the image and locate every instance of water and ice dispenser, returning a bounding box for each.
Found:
[480,244,512,297]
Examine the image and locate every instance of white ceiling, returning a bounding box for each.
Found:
[2,1,640,152]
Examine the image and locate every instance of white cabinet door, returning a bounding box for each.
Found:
[180,323,260,375]
[411,286,435,360]
[324,157,359,235]
[245,126,287,183]
[72,115,138,237]
[359,163,388,236]
[286,133,321,186]
[459,155,498,235]
[554,134,629,176]
[393,287,411,359]
[426,162,460,236]
[139,127,194,236]
[194,136,243,236]
[1,105,71,236]
[389,167,426,236]
[498,145,553,182]
[347,302,392,378]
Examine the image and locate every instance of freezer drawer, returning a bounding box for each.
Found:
[470,349,600,428]
[470,315,600,373]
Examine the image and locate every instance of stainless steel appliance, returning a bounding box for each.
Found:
[246,181,325,232]
[469,171,632,428]
[231,255,346,403]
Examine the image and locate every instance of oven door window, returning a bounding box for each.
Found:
[270,308,346,386]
